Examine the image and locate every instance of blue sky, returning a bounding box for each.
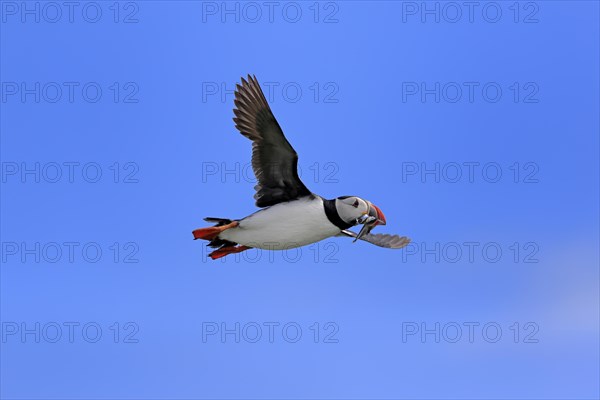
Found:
[1,1,599,399]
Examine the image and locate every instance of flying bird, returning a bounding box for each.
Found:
[193,75,410,259]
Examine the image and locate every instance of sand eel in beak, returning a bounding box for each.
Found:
[193,75,410,260]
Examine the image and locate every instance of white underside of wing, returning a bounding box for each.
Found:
[339,230,411,249]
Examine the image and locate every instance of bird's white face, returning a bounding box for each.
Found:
[335,196,372,224]
[335,196,388,241]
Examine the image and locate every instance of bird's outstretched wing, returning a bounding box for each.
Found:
[233,75,312,208]
[338,230,411,249]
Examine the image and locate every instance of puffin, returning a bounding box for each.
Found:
[193,75,410,260]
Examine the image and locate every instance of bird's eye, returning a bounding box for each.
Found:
[352,200,359,208]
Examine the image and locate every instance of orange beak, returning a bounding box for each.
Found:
[370,203,387,226]
[354,202,387,242]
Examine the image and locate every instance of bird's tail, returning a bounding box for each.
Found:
[192,217,234,241]
[203,217,233,226]
[193,217,252,260]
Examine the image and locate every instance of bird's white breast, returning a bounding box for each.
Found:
[219,197,340,250]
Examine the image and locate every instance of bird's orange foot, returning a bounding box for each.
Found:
[209,245,250,260]
[192,221,239,241]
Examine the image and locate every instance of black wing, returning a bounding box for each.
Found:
[233,75,312,208]
[338,230,411,249]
